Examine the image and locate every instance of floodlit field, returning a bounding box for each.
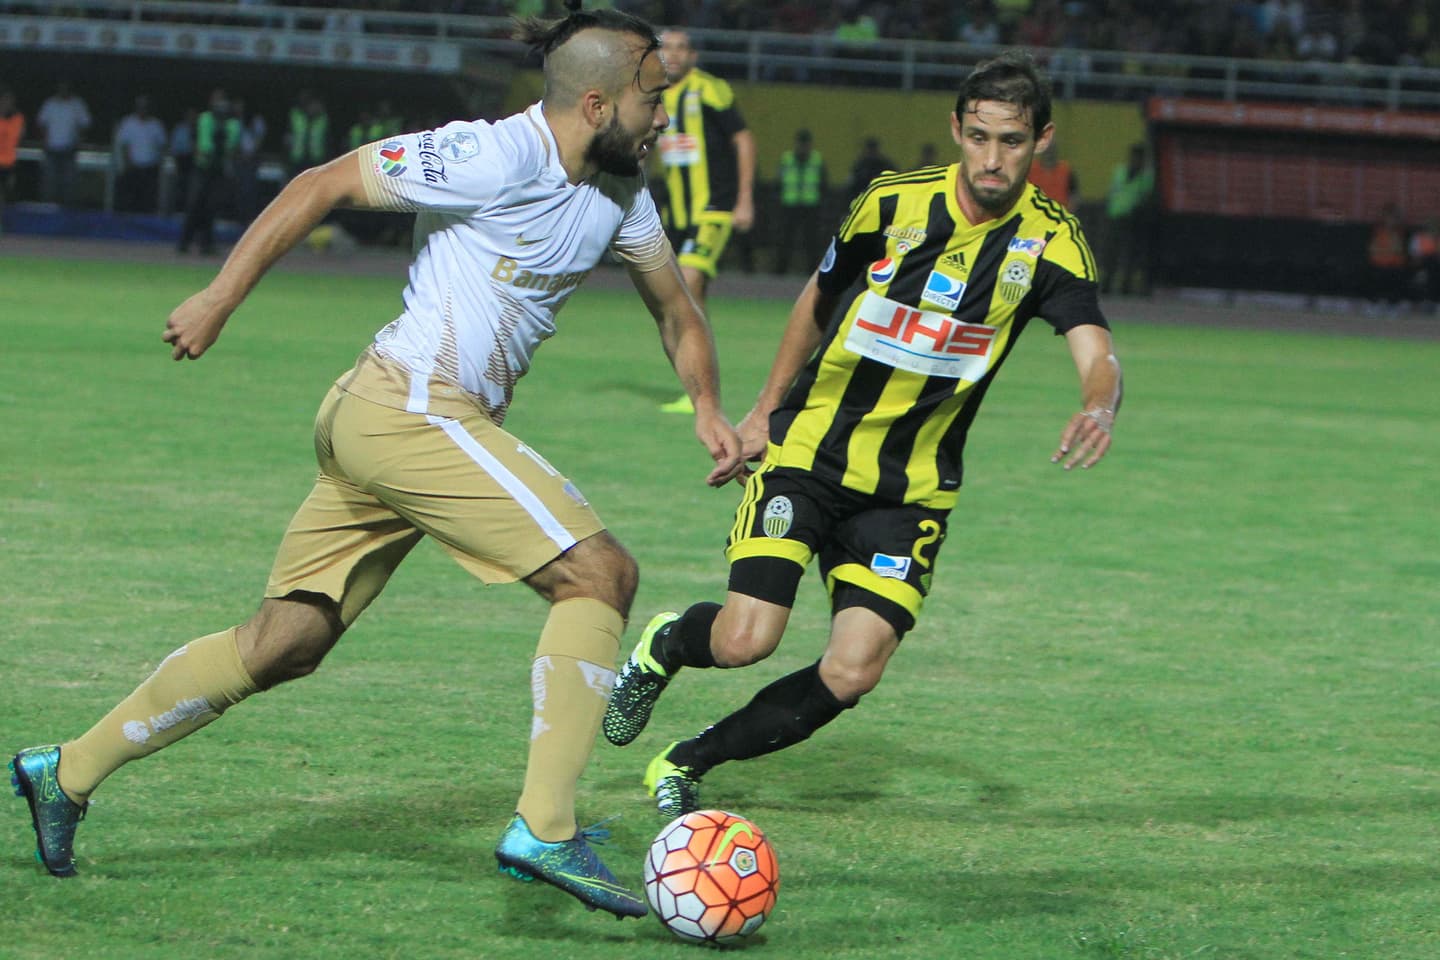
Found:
[1,251,1435,959]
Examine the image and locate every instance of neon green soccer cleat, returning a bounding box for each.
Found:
[495,814,647,919]
[644,743,702,819]
[10,745,88,878]
[602,612,679,747]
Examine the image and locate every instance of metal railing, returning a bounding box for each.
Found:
[6,0,1440,110]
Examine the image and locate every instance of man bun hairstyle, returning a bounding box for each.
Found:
[957,50,1052,134]
[513,1,659,61]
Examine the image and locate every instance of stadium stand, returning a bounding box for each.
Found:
[3,0,1439,300]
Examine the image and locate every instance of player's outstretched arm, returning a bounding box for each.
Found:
[734,273,831,477]
[163,151,372,360]
[628,257,743,486]
[1052,323,1123,470]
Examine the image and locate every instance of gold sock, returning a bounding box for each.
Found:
[58,628,258,802]
[516,598,622,842]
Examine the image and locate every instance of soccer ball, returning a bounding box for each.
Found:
[643,810,780,944]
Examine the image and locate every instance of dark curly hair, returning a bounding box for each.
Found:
[956,51,1053,133]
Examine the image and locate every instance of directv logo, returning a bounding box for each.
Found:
[870,553,911,580]
[920,270,965,311]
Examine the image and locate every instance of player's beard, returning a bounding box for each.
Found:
[587,114,646,177]
[967,172,1025,214]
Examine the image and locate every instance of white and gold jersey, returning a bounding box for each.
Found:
[355,103,668,423]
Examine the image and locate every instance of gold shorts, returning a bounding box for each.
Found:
[668,210,734,279]
[266,359,604,625]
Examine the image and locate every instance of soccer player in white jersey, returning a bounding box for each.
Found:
[8,6,740,919]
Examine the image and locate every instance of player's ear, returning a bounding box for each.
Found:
[1034,121,1055,155]
[949,111,963,145]
[581,89,608,130]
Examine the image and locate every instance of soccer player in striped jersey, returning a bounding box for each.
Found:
[604,52,1124,818]
[653,28,756,414]
[9,5,741,919]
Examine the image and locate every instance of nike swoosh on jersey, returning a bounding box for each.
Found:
[517,234,549,246]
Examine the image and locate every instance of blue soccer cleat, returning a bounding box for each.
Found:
[495,813,648,919]
[602,612,679,746]
[10,745,88,878]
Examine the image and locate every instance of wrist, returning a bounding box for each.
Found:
[1081,406,1115,432]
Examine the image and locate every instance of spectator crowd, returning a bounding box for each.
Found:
[5,0,1439,68]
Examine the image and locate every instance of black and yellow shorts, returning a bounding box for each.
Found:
[723,465,948,635]
[667,210,734,279]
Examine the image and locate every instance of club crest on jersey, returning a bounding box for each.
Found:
[438,130,481,162]
[999,259,1033,304]
[920,270,966,311]
[762,497,794,538]
[377,141,407,177]
[1007,236,1047,257]
[868,258,897,286]
[870,553,912,580]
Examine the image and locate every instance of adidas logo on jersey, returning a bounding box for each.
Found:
[941,251,967,273]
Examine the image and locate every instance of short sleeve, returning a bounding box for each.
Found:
[611,184,669,271]
[705,76,746,138]
[815,190,883,297]
[358,120,512,214]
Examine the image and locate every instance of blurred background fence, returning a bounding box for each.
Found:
[5,0,1440,299]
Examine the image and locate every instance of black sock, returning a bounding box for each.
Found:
[670,661,849,776]
[654,601,720,673]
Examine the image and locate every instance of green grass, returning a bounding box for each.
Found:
[1,254,1437,960]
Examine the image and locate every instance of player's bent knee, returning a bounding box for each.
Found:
[710,625,781,669]
[817,659,884,705]
[527,531,637,614]
[238,593,344,689]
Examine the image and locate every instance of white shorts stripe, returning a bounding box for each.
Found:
[406,367,431,415]
[429,415,578,554]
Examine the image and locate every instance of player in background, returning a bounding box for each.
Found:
[9,4,741,919]
[653,27,756,414]
[603,52,1123,817]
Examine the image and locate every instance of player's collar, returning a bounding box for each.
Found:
[526,102,565,180]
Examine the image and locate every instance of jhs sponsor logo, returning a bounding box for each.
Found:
[846,292,998,380]
[491,258,591,293]
[856,302,995,357]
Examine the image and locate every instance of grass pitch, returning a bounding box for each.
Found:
[1,251,1436,959]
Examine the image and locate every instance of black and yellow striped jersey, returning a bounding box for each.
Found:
[656,68,746,229]
[769,164,1107,510]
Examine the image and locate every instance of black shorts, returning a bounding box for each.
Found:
[724,465,948,635]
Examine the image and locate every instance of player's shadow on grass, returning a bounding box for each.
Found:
[634,727,1023,818]
[600,379,695,404]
